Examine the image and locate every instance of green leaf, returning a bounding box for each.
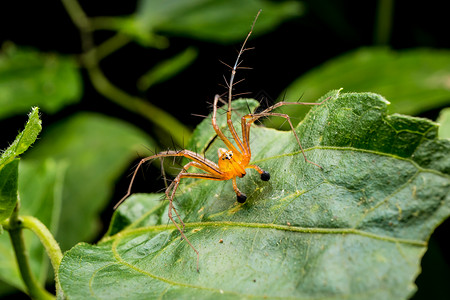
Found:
[0,159,64,292]
[274,48,450,128]
[130,0,302,43]
[0,107,41,223]
[0,46,82,119]
[437,108,450,139]
[0,160,19,224]
[0,107,42,171]
[25,113,155,250]
[59,91,450,299]
[137,47,198,91]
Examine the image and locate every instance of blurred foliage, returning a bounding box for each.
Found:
[0,0,449,298]
[437,108,450,139]
[0,47,81,119]
[272,47,450,128]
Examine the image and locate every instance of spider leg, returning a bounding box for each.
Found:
[258,97,330,116]
[212,95,245,154]
[114,150,222,209]
[213,11,261,157]
[232,177,247,203]
[166,162,225,272]
[242,104,329,169]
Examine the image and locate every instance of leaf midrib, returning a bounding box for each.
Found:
[106,221,426,247]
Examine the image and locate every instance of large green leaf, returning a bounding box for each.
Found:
[0,47,81,119]
[0,159,64,292]
[25,113,154,250]
[59,91,450,299]
[273,48,450,129]
[119,0,302,45]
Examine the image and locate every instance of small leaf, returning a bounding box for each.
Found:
[25,113,155,250]
[0,107,42,171]
[137,47,198,91]
[0,159,64,291]
[274,47,450,128]
[437,108,450,139]
[0,46,82,119]
[0,159,19,223]
[59,91,450,299]
[0,107,42,222]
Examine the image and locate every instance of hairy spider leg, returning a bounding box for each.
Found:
[166,161,225,272]
[240,97,331,169]
[115,149,231,272]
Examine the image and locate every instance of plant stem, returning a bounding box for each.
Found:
[61,0,192,145]
[21,216,63,297]
[84,59,191,144]
[374,0,394,45]
[88,33,131,61]
[7,204,54,300]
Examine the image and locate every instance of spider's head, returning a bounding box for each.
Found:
[218,148,233,161]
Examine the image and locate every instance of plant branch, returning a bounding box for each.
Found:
[6,203,54,300]
[88,33,131,61]
[21,216,63,297]
[61,0,192,145]
[374,0,394,45]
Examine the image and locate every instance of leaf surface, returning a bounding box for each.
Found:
[0,160,19,225]
[59,91,450,299]
[437,108,450,139]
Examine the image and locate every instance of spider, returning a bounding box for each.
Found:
[114,10,328,271]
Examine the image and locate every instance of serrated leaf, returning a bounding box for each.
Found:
[0,159,64,292]
[0,107,41,171]
[129,0,302,43]
[25,113,155,250]
[0,47,82,119]
[59,91,450,299]
[274,48,450,129]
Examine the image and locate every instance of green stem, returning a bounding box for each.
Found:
[7,204,54,300]
[84,55,191,144]
[62,0,192,145]
[88,33,131,61]
[21,216,63,297]
[374,0,394,45]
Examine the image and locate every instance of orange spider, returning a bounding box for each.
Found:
[114,10,327,271]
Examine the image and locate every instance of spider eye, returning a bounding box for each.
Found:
[222,151,233,160]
